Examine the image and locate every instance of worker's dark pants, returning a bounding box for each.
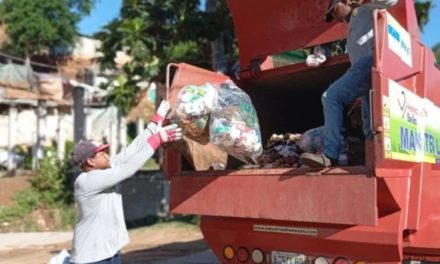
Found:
[322,56,374,160]
[85,251,122,264]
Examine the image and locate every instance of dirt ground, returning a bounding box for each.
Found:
[0,174,209,264]
[0,222,208,264]
[0,174,30,206]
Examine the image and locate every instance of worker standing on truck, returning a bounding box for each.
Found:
[300,0,398,167]
[70,101,182,264]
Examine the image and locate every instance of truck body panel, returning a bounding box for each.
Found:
[170,167,377,226]
[164,0,440,262]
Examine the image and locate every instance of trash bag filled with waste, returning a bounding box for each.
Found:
[173,83,218,144]
[209,81,263,163]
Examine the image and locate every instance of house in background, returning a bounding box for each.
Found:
[0,32,125,173]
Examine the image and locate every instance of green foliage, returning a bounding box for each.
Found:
[415,0,433,32]
[31,155,69,205]
[0,189,39,223]
[105,75,138,115]
[0,0,96,56]
[164,41,201,62]
[15,146,33,170]
[96,0,236,115]
[433,43,440,63]
[67,0,96,16]
[0,142,75,226]
[32,143,75,205]
[59,205,77,229]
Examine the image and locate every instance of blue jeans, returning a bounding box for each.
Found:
[322,56,374,160]
[86,252,122,264]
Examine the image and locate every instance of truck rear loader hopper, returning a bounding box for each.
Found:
[164,0,440,263]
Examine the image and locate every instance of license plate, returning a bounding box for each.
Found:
[272,251,307,264]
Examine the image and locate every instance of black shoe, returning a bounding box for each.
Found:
[329,157,339,166]
[300,153,338,168]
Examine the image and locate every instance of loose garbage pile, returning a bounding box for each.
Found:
[173,81,364,169]
[254,127,364,169]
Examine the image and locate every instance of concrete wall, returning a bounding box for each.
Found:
[0,109,72,147]
[121,170,169,227]
[0,106,123,148]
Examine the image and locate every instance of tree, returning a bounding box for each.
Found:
[433,43,440,63]
[0,0,96,168]
[205,0,236,73]
[415,0,433,32]
[96,0,236,119]
[0,0,96,57]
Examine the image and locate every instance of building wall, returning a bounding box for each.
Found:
[72,36,102,60]
[0,106,125,149]
[0,109,73,147]
[52,35,102,60]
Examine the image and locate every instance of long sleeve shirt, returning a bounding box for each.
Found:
[70,123,157,264]
[347,0,398,64]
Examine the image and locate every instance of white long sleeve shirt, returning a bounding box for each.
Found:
[70,124,157,264]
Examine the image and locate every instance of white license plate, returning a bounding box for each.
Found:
[272,251,307,264]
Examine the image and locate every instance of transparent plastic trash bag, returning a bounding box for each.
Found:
[173,83,218,144]
[209,81,263,163]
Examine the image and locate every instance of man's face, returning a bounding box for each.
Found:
[87,151,110,170]
[332,2,352,22]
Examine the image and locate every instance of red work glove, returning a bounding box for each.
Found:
[147,124,183,150]
[151,100,171,126]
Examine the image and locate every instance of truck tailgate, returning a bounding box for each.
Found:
[170,167,378,226]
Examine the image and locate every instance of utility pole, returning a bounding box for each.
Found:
[32,100,47,170]
[7,104,17,172]
[73,86,86,145]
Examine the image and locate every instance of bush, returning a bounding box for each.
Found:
[31,156,65,205]
[31,146,74,205]
[0,141,75,224]
[0,189,39,223]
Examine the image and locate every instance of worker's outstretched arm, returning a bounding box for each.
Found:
[110,100,171,167]
[75,123,182,196]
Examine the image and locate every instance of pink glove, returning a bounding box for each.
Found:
[147,124,183,150]
[151,100,170,125]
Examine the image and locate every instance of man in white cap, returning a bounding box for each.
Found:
[70,101,182,264]
[301,0,398,167]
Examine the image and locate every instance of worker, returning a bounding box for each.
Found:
[300,0,398,167]
[70,101,182,264]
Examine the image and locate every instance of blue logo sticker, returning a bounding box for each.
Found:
[388,24,400,42]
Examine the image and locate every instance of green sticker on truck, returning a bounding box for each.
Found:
[384,79,440,164]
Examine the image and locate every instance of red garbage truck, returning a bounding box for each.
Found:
[164,0,440,263]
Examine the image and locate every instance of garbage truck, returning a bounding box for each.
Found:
[163,0,440,263]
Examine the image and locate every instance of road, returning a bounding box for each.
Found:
[0,222,218,264]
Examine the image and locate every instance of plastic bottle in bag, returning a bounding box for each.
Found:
[209,81,263,163]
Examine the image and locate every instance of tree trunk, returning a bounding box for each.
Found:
[206,0,227,73]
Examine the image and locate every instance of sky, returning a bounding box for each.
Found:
[420,2,440,48]
[77,0,122,36]
[79,0,439,48]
